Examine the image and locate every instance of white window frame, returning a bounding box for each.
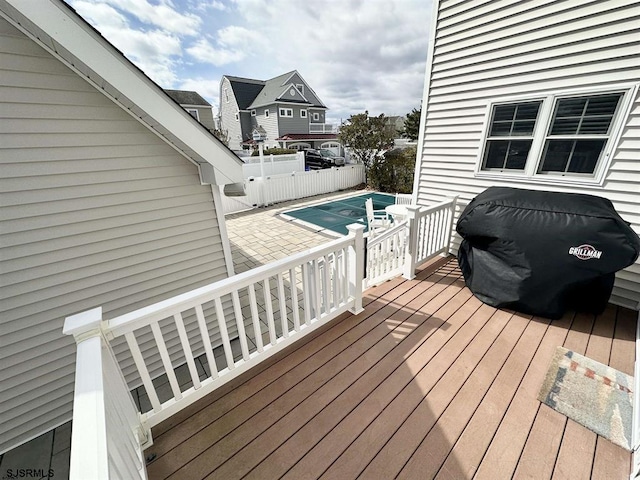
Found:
[300,109,307,119]
[279,108,293,118]
[186,108,199,121]
[475,84,638,187]
[265,109,270,118]
[312,112,320,121]
[251,109,256,116]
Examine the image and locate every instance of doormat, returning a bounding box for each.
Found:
[538,346,634,451]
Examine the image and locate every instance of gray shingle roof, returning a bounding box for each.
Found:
[164,89,211,106]
[224,71,326,110]
[226,77,266,109]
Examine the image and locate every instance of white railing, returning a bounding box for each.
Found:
[309,123,335,133]
[365,197,458,286]
[403,197,458,279]
[63,309,148,480]
[220,165,366,214]
[365,220,409,288]
[63,224,365,480]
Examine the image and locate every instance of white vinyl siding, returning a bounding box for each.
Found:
[416,0,640,308]
[0,19,231,453]
[219,77,243,150]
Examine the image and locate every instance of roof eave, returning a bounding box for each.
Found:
[1,0,242,185]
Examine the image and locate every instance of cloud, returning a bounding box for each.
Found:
[71,0,185,85]
[71,0,432,125]
[226,0,432,123]
[186,27,263,66]
[102,0,201,33]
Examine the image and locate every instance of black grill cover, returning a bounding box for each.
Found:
[456,187,640,319]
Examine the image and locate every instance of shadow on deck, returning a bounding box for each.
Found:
[142,257,635,480]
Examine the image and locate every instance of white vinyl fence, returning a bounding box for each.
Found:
[241,153,304,177]
[219,165,366,214]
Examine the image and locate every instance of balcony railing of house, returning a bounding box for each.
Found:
[365,198,458,287]
[63,197,458,480]
[309,123,335,134]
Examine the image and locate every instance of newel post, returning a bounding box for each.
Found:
[445,196,459,254]
[63,307,110,480]
[403,205,421,280]
[346,223,365,314]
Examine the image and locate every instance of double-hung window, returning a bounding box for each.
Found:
[538,94,622,174]
[279,108,293,118]
[482,101,541,171]
[478,87,633,184]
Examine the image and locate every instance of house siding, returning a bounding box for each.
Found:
[416,0,640,308]
[219,77,243,150]
[286,71,324,107]
[189,105,215,131]
[0,19,231,453]
[277,104,311,135]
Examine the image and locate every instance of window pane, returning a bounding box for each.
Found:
[567,140,606,173]
[512,120,536,135]
[504,140,531,169]
[515,103,540,120]
[585,94,620,116]
[493,105,516,122]
[488,101,540,137]
[539,140,572,172]
[550,117,580,135]
[484,140,530,170]
[490,121,512,136]
[556,98,586,117]
[578,116,613,134]
[484,141,508,168]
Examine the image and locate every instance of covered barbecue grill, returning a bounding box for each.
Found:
[456,187,640,319]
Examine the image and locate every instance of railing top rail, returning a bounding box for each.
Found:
[107,227,362,336]
[415,197,457,217]
[367,220,408,247]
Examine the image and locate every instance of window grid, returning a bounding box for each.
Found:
[279,108,293,118]
[477,89,629,183]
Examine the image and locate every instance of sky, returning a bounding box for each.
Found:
[68,0,432,126]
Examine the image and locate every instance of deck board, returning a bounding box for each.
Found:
[144,258,634,480]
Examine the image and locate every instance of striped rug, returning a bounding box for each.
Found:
[538,346,634,451]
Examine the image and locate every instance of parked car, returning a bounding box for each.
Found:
[319,149,345,166]
[304,148,342,169]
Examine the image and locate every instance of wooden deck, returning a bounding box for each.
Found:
[143,257,635,480]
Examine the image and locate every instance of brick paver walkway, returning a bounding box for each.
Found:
[226,189,365,273]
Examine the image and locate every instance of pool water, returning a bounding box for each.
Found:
[282,192,396,235]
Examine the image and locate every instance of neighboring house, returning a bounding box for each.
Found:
[413,0,640,309]
[219,71,341,154]
[0,0,243,455]
[385,115,406,137]
[165,89,216,132]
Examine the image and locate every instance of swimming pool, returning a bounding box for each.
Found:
[281,192,396,236]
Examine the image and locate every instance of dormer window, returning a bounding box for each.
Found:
[186,109,199,121]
